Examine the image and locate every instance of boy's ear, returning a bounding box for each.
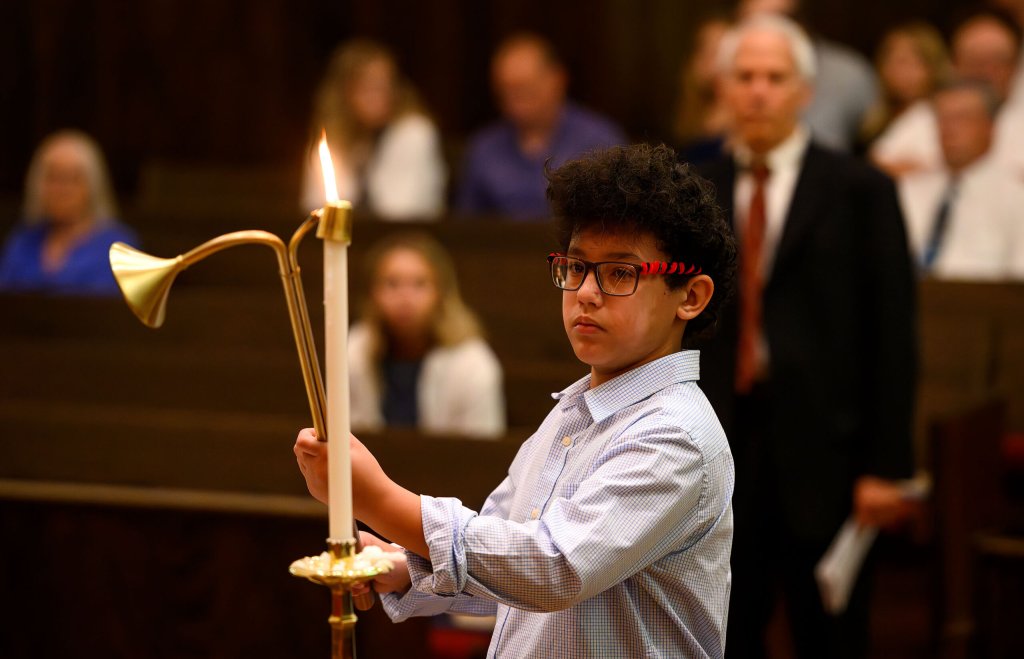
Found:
[676,274,714,321]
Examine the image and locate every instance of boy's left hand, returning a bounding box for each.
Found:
[356,531,412,595]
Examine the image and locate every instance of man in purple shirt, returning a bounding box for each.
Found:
[457,33,627,220]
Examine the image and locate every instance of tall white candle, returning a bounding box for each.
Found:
[318,133,354,543]
[324,235,354,541]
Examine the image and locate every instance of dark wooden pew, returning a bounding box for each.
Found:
[916,280,1024,450]
[0,361,524,659]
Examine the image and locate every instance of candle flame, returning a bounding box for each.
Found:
[318,130,339,203]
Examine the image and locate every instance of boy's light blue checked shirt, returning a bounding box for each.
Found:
[381,350,734,658]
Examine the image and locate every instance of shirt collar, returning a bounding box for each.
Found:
[949,153,995,186]
[551,351,701,424]
[733,124,809,173]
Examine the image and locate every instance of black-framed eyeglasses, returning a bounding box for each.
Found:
[547,253,702,297]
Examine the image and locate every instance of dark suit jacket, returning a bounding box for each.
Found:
[698,142,917,543]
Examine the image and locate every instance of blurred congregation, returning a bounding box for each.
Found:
[2,0,1024,657]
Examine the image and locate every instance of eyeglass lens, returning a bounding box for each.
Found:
[550,257,639,296]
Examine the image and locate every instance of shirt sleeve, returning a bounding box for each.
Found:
[0,227,30,288]
[367,115,447,220]
[410,420,726,613]
[449,341,506,439]
[380,552,500,620]
[455,140,489,215]
[379,473,518,622]
[869,104,942,172]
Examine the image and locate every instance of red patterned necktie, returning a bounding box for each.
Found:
[736,162,770,394]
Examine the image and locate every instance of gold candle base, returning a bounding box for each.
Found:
[290,540,392,659]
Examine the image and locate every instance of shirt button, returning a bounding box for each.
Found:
[562,436,573,447]
[530,508,540,520]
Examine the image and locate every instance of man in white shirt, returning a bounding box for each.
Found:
[899,79,1024,280]
[871,8,1024,181]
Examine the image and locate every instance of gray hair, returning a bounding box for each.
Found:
[22,130,119,226]
[717,14,817,82]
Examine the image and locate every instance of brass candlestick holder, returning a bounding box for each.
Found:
[108,202,384,659]
[289,538,393,658]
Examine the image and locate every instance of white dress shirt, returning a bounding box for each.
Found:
[732,125,811,278]
[870,100,942,173]
[871,101,1024,181]
[898,156,1024,280]
[732,125,811,376]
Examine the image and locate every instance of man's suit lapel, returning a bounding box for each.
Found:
[702,144,827,282]
[768,144,826,282]
[706,159,737,227]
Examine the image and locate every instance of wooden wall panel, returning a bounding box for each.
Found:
[0,0,982,196]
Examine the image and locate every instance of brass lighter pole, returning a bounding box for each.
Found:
[109,208,384,659]
[109,223,326,441]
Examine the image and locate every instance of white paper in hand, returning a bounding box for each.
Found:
[814,517,878,615]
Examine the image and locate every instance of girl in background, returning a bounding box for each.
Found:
[349,231,505,438]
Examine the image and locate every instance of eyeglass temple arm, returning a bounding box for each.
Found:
[548,252,702,275]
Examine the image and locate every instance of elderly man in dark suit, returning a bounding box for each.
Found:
[695,14,917,659]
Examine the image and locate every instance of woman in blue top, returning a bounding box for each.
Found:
[0,130,138,296]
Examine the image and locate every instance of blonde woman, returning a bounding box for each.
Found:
[348,232,505,438]
[301,39,446,220]
[867,23,951,175]
[0,130,137,295]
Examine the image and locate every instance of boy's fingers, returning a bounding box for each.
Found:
[294,436,325,456]
[354,590,376,610]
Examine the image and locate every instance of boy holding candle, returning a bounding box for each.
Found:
[295,143,737,658]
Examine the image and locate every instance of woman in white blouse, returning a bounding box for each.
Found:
[301,40,447,220]
[349,232,505,438]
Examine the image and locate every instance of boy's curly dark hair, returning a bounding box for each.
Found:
[546,143,736,344]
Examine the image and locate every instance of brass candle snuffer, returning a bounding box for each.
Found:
[108,199,389,659]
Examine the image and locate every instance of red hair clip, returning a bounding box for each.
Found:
[639,261,703,275]
[548,252,702,276]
